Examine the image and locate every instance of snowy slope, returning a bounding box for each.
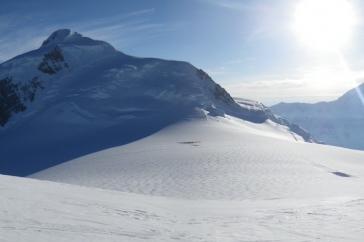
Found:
[0,29,312,176]
[271,83,364,150]
[33,115,364,200]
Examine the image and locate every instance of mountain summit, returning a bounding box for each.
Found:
[41,29,76,47]
[41,29,115,50]
[0,29,312,175]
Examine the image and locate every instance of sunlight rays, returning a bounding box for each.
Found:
[336,52,364,105]
[293,0,364,105]
[294,0,356,51]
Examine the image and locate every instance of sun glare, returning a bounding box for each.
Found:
[294,0,356,51]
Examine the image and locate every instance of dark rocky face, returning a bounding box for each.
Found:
[196,69,235,105]
[0,77,26,126]
[38,46,68,74]
[214,84,235,104]
[0,77,43,126]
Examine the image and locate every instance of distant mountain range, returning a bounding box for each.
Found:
[0,29,312,176]
[271,84,364,150]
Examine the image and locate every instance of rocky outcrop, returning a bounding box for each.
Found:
[38,46,68,74]
[0,77,43,126]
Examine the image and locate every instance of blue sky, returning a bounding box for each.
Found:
[1,0,364,104]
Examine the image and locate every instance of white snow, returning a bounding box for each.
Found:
[235,97,268,111]
[33,116,364,200]
[2,173,364,241]
[3,103,364,242]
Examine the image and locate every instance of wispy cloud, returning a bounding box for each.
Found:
[0,8,177,62]
[70,8,157,33]
[225,67,364,105]
[0,12,52,62]
[201,0,267,11]
[226,77,335,105]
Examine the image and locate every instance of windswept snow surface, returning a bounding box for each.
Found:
[33,116,364,200]
[2,174,364,242]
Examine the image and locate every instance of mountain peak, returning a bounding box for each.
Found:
[40,29,112,50]
[41,29,75,47]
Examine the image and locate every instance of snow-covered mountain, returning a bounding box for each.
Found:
[271,84,364,150]
[2,29,364,242]
[0,29,312,176]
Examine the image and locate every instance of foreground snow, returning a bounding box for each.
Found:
[1,174,364,242]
